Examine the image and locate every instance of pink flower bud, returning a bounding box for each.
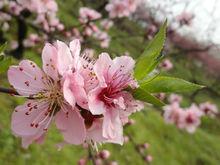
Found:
[145,155,153,162]
[127,119,136,125]
[124,136,129,143]
[99,150,111,159]
[159,59,173,71]
[57,24,65,31]
[95,158,102,165]
[78,158,87,165]
[110,161,118,165]
[142,143,150,149]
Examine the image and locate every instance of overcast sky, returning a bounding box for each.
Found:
[147,0,220,49]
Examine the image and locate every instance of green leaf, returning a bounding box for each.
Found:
[133,88,165,107]
[134,20,167,80]
[0,55,4,61]
[142,69,160,82]
[0,56,12,73]
[0,42,7,54]
[140,76,204,93]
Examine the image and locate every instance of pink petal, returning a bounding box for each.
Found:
[55,106,86,144]
[86,119,107,143]
[94,53,112,87]
[63,76,76,107]
[70,39,81,67]
[112,55,135,75]
[21,131,46,149]
[113,96,125,109]
[57,40,73,75]
[11,100,50,137]
[8,60,45,96]
[42,43,59,80]
[103,110,123,144]
[88,87,106,114]
[64,72,88,109]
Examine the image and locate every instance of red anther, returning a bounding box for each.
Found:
[24,81,30,87]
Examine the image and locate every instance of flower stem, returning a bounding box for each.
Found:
[88,145,96,165]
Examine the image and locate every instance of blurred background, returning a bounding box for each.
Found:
[0,0,220,164]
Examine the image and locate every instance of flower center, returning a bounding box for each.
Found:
[186,114,194,124]
[98,87,118,108]
[25,76,65,131]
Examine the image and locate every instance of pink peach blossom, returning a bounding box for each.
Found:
[100,19,114,30]
[8,1,22,15]
[17,0,57,14]
[183,104,203,133]
[155,93,166,101]
[88,53,143,144]
[168,94,182,104]
[79,7,101,24]
[8,40,86,148]
[177,12,194,26]
[163,103,185,129]
[105,0,140,18]
[159,59,173,71]
[199,102,218,118]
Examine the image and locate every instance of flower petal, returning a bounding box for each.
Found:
[70,39,81,67]
[8,60,45,96]
[102,109,123,144]
[21,132,46,149]
[55,106,86,145]
[88,87,106,114]
[113,56,135,75]
[11,100,50,137]
[42,43,59,80]
[86,119,107,143]
[63,76,76,107]
[57,40,73,75]
[94,53,112,87]
[63,72,88,109]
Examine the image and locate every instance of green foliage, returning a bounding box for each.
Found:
[0,42,7,54]
[134,20,167,80]
[0,56,12,74]
[133,88,165,107]
[0,42,12,73]
[0,54,4,61]
[139,76,204,93]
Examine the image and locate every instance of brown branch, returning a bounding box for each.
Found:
[0,87,18,95]
[0,87,35,99]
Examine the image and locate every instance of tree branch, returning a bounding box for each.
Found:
[0,87,18,95]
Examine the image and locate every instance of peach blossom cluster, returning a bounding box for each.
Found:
[8,39,144,148]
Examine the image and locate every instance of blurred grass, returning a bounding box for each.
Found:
[0,0,220,164]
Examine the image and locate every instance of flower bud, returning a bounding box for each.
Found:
[99,149,111,159]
